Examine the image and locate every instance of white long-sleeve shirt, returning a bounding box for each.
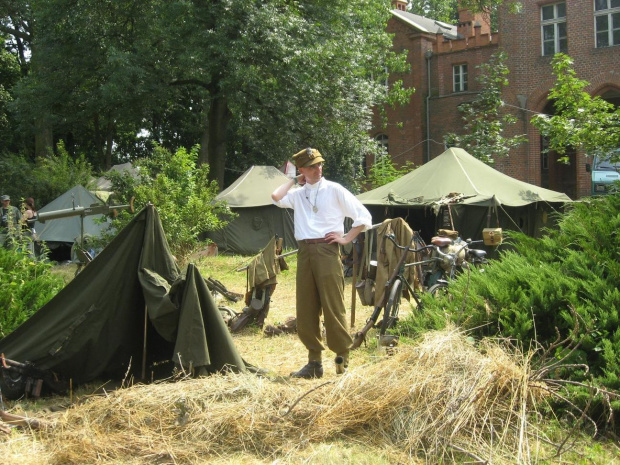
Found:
[274,179,372,240]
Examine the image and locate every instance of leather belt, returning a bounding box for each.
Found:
[300,238,330,244]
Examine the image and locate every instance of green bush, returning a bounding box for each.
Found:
[0,240,64,338]
[101,145,235,262]
[398,193,620,420]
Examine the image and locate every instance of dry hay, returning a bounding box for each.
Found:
[2,328,552,464]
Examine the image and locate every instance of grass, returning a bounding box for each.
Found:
[191,250,387,377]
[1,252,619,464]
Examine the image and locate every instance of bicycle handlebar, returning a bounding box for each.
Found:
[384,234,434,253]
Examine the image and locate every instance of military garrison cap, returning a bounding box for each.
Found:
[292,147,325,168]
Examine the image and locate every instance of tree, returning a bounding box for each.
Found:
[0,0,32,76]
[408,0,521,23]
[8,0,411,190]
[136,0,414,189]
[0,36,21,152]
[0,0,56,156]
[444,51,526,164]
[408,0,459,22]
[531,53,620,163]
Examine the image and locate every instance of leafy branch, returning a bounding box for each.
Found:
[531,54,620,163]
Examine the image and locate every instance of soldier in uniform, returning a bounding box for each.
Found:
[272,148,372,378]
[0,195,21,247]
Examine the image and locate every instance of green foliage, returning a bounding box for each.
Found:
[0,144,93,208]
[408,1,520,31]
[0,240,64,338]
[102,145,235,261]
[0,33,23,154]
[408,0,459,22]
[5,0,415,190]
[531,54,620,163]
[0,153,38,204]
[459,0,523,14]
[29,142,95,207]
[399,193,620,418]
[359,155,416,190]
[445,51,526,164]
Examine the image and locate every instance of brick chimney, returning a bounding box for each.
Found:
[457,6,491,38]
[392,0,408,11]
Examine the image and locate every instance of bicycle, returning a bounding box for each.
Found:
[351,232,436,348]
[352,233,488,348]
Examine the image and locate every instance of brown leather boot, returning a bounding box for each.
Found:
[290,361,323,379]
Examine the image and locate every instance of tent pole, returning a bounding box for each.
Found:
[141,304,148,380]
[80,215,84,249]
[350,239,358,328]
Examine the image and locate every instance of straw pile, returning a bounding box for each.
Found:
[2,328,552,464]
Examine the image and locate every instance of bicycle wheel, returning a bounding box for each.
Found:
[381,278,403,334]
[428,282,449,298]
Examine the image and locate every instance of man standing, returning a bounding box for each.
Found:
[0,195,21,247]
[272,148,372,378]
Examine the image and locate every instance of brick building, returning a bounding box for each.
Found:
[371,0,620,199]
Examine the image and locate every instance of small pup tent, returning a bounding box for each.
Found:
[34,185,111,259]
[0,204,246,398]
[207,166,297,255]
[357,147,572,243]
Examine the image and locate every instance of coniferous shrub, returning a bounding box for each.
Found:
[399,193,620,416]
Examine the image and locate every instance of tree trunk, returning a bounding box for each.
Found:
[206,96,231,191]
[198,98,211,167]
[93,114,105,168]
[105,118,114,170]
[34,118,53,158]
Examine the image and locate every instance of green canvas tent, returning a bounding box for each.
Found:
[207,166,297,255]
[357,147,572,243]
[0,204,246,398]
[34,185,111,259]
[93,162,140,201]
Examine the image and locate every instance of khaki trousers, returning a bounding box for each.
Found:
[296,242,352,362]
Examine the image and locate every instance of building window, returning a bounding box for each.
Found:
[541,2,567,56]
[371,66,389,90]
[375,134,389,155]
[541,137,549,170]
[453,64,468,92]
[595,0,620,48]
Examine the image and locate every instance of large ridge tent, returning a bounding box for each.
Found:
[34,184,111,259]
[0,204,246,397]
[357,147,572,244]
[207,166,297,255]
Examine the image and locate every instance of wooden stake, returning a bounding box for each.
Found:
[142,304,148,380]
[351,241,358,328]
